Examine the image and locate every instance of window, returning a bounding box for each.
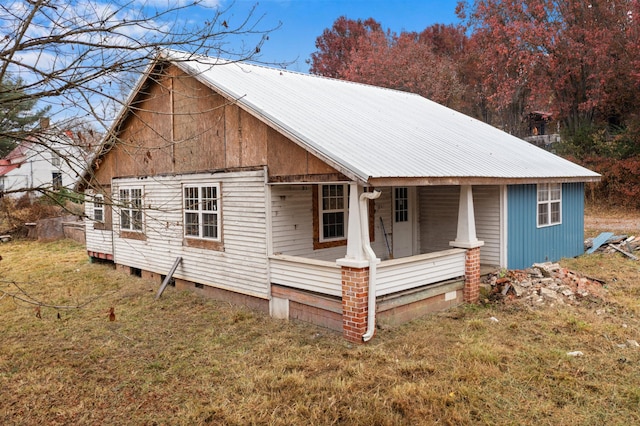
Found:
[93,194,104,222]
[319,184,348,242]
[537,183,562,227]
[119,188,143,232]
[394,187,409,223]
[51,153,61,168]
[52,172,63,190]
[183,184,220,240]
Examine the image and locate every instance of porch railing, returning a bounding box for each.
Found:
[269,255,342,297]
[376,248,466,296]
[269,248,466,299]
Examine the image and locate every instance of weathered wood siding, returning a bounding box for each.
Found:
[112,170,269,298]
[91,65,341,189]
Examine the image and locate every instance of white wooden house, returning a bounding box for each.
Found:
[78,51,599,342]
[0,127,86,198]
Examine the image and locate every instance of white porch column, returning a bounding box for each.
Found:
[337,182,369,267]
[449,185,484,249]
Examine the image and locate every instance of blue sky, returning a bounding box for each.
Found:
[222,0,462,72]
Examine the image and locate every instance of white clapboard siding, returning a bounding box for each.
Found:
[270,185,348,261]
[269,255,342,297]
[376,249,466,296]
[111,170,269,298]
[473,185,501,266]
[84,189,114,255]
[419,186,459,253]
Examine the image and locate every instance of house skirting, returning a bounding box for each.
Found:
[88,250,113,261]
[113,264,269,314]
[270,278,465,335]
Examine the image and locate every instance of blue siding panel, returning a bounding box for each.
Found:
[507,183,584,269]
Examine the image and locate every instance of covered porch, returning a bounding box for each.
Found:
[268,181,490,343]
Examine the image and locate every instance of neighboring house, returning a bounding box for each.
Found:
[78,51,600,343]
[0,127,87,198]
[524,111,561,150]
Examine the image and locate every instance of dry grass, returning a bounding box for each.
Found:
[1,235,640,425]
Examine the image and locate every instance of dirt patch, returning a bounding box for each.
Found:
[585,216,640,233]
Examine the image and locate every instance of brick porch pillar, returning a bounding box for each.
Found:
[464,246,481,302]
[341,266,369,343]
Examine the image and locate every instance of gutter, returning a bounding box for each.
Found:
[360,189,381,342]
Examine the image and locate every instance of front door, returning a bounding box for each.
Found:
[392,187,416,258]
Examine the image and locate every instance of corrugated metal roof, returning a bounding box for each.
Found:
[165,51,600,184]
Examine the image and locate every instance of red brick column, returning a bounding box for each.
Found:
[341,266,369,343]
[464,247,481,302]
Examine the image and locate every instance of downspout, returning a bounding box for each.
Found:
[361,189,381,342]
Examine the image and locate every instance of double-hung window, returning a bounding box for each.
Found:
[93,194,104,222]
[119,188,143,232]
[184,184,220,240]
[537,183,562,227]
[319,184,348,242]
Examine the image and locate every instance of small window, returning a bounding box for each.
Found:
[183,184,220,240]
[119,187,143,232]
[394,187,409,223]
[52,172,63,190]
[93,194,104,222]
[51,153,61,168]
[319,184,348,241]
[537,183,562,227]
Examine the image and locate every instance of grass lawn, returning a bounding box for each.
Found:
[1,235,640,425]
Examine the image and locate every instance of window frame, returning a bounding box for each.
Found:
[52,172,63,190]
[93,194,104,223]
[537,183,562,227]
[318,183,348,243]
[182,183,221,242]
[119,187,144,233]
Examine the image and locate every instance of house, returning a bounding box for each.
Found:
[0,123,87,198]
[78,51,600,343]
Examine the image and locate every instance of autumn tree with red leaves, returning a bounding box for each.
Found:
[457,0,640,138]
[310,18,469,108]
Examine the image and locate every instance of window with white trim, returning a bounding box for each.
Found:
[183,184,220,240]
[93,194,104,222]
[537,183,562,227]
[319,184,348,241]
[119,187,143,231]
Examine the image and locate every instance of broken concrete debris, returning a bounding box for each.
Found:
[483,262,607,306]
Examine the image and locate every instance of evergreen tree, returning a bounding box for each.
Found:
[0,75,50,157]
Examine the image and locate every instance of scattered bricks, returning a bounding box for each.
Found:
[483,263,608,308]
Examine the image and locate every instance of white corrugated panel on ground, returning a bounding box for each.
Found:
[165,51,600,184]
[112,170,269,298]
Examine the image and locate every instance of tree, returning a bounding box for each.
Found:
[308,16,384,78]
[457,0,640,138]
[310,19,468,109]
[0,0,274,197]
[0,74,49,156]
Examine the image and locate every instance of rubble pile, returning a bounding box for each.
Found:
[483,262,607,307]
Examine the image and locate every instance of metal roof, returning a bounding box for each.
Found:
[165,51,600,185]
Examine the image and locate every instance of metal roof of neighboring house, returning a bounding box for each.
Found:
[95,50,600,186]
[0,142,32,176]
